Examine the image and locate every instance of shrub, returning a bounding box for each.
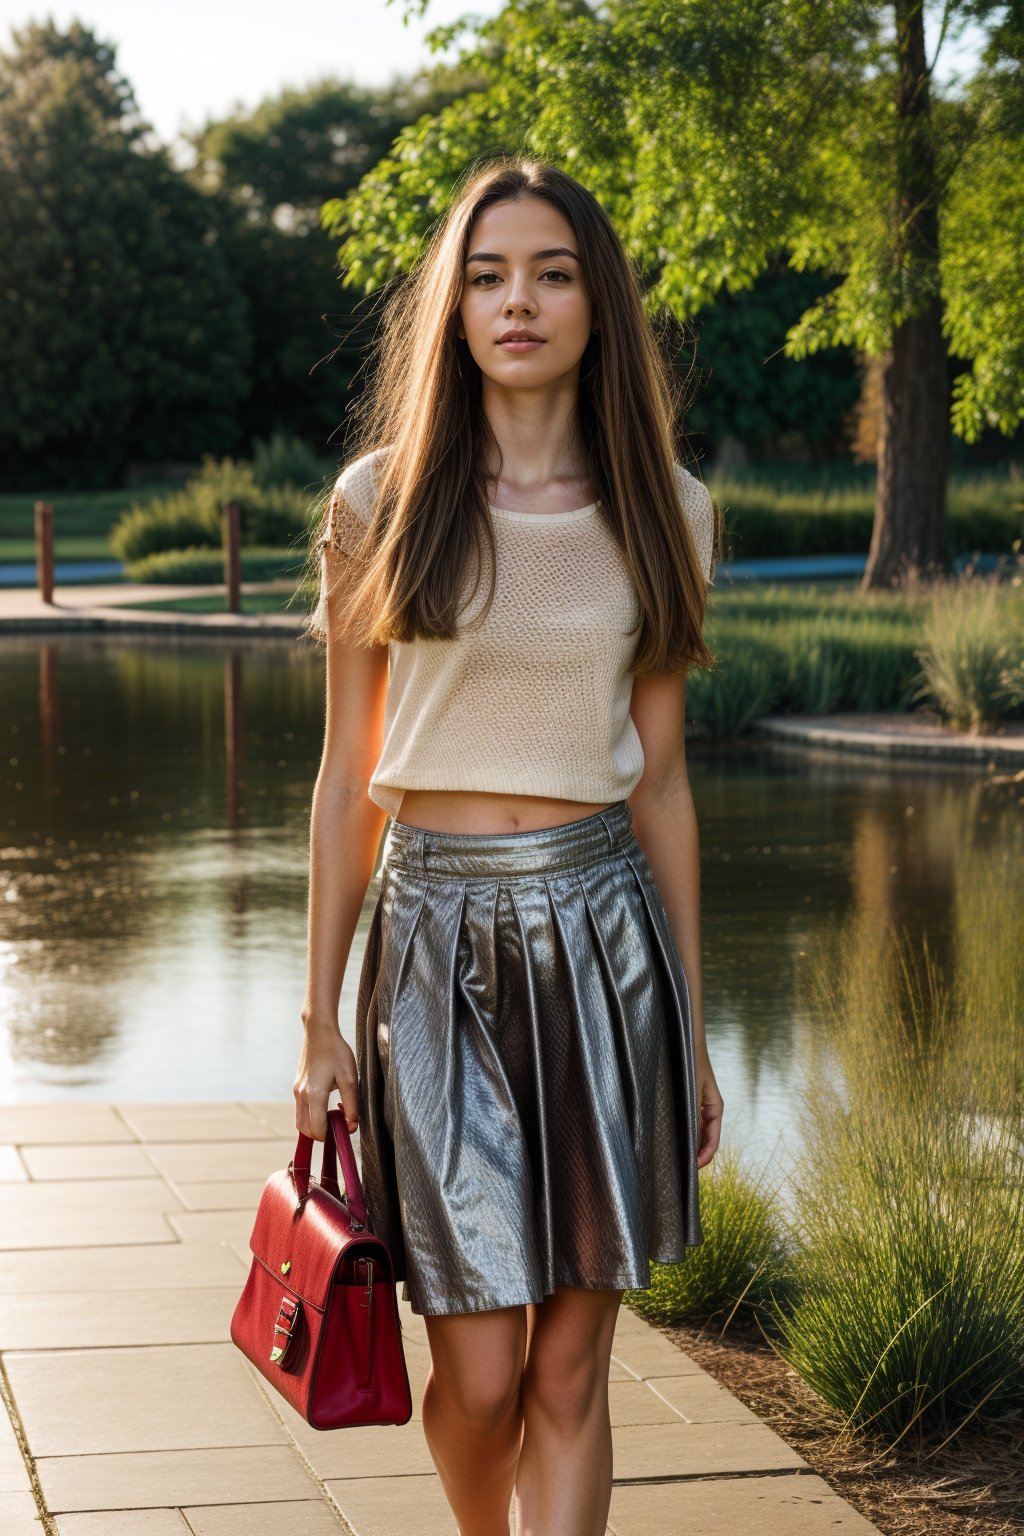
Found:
[623,1144,794,1330]
[709,471,1023,561]
[912,573,1024,731]
[108,493,219,563]
[123,545,307,584]
[110,455,314,563]
[251,431,333,491]
[773,913,1024,1448]
[687,648,781,736]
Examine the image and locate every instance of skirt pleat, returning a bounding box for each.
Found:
[353,800,704,1317]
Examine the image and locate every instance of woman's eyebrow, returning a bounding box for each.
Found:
[465,247,581,264]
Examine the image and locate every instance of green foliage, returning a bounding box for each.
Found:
[943,114,1024,441]
[182,73,476,449]
[251,432,334,491]
[773,913,1024,1446]
[123,545,307,584]
[328,0,1024,442]
[687,647,781,735]
[109,457,312,562]
[624,1145,794,1329]
[109,498,216,564]
[710,472,1023,559]
[691,584,921,729]
[689,573,1024,732]
[688,267,862,455]
[0,20,251,489]
[912,573,1024,731]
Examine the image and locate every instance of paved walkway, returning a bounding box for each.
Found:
[0,581,304,635]
[0,1102,880,1536]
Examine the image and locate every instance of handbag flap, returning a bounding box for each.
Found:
[248,1168,357,1311]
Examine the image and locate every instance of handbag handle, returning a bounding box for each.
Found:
[291,1108,368,1229]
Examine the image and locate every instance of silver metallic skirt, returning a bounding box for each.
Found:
[354,799,704,1317]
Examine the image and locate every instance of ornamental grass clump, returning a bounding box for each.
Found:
[912,571,1024,733]
[773,904,1024,1450]
[624,1143,794,1330]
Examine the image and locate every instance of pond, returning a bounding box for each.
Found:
[1,632,1019,1188]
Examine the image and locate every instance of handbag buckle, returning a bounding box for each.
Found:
[269,1294,302,1366]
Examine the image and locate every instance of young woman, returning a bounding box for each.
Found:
[295,155,725,1536]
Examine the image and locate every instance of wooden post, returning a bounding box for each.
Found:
[34,500,55,604]
[221,499,241,613]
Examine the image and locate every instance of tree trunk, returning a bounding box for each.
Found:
[862,0,951,590]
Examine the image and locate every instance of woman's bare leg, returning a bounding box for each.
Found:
[421,1303,531,1536]
[514,1286,623,1536]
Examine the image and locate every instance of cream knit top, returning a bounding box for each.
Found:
[314,446,714,817]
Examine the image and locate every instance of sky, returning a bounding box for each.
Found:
[0,0,507,145]
[0,0,990,150]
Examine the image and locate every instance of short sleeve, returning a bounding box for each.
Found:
[308,446,389,637]
[321,447,386,559]
[673,462,715,584]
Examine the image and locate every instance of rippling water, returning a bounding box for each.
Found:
[1,632,1019,1183]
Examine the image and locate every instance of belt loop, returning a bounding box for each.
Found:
[416,825,429,875]
[597,808,617,852]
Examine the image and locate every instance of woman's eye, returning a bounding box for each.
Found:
[471,270,570,285]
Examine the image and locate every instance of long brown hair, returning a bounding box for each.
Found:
[302,152,718,674]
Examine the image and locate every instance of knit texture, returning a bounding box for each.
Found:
[314,446,714,816]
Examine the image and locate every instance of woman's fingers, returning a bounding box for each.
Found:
[293,1035,359,1139]
[696,1078,724,1167]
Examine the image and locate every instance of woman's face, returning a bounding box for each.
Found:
[457,196,595,391]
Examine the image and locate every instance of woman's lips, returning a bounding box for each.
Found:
[498,339,544,352]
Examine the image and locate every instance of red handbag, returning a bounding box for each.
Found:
[230,1107,413,1429]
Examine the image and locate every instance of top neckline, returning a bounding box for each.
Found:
[488,500,600,523]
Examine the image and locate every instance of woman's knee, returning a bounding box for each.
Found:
[522,1288,620,1422]
[424,1307,527,1423]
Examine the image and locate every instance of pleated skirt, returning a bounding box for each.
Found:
[353,799,704,1317]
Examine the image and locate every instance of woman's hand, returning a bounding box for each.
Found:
[294,1022,359,1141]
[695,1052,724,1168]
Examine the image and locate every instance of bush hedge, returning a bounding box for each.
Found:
[711,472,1023,560]
[110,455,317,564]
[123,545,307,584]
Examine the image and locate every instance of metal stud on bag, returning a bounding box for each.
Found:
[269,1294,302,1366]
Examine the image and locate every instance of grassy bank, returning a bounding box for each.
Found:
[625,812,1024,1468]
[690,571,1024,733]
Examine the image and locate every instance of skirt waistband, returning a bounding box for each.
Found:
[382,800,635,878]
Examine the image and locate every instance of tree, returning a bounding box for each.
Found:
[323,0,1024,589]
[0,20,250,488]
[183,68,480,452]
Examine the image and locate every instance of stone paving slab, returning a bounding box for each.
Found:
[55,1514,191,1536]
[19,1143,158,1180]
[0,1243,248,1294]
[0,1103,882,1536]
[0,1146,28,1181]
[142,1139,296,1183]
[0,1488,44,1535]
[6,1343,290,1456]
[606,1474,883,1535]
[0,1106,137,1144]
[118,1105,289,1142]
[0,1287,242,1350]
[54,1507,346,1536]
[0,1178,185,1249]
[37,1446,320,1515]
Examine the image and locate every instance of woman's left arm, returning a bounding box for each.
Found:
[628,668,724,1168]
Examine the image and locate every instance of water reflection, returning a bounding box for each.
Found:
[1,634,1020,1181]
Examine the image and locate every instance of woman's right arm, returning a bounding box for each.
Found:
[294,541,391,1142]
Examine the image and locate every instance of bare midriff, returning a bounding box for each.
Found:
[392,788,617,836]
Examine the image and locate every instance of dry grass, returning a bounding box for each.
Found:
[660,1317,1024,1536]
